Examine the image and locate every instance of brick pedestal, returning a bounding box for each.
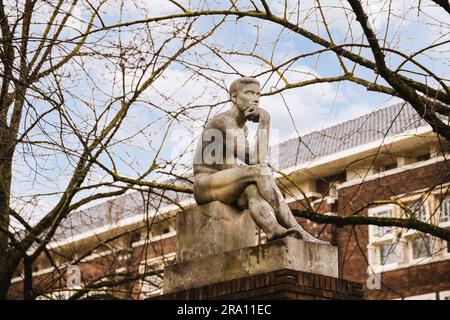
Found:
[153,269,364,300]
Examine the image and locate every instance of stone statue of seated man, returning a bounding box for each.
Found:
[193,76,327,244]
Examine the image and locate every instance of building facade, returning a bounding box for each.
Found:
[8,103,450,300]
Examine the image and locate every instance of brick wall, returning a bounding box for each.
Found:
[285,161,450,299]
[8,235,177,299]
[152,269,363,300]
[324,161,450,299]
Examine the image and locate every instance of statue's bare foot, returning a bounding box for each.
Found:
[295,229,330,245]
[267,228,300,241]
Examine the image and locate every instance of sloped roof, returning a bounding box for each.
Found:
[271,102,427,169]
[51,102,429,243]
[51,179,193,243]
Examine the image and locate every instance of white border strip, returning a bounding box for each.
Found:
[46,198,194,250]
[338,155,447,190]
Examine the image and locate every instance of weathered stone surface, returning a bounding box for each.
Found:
[176,201,258,263]
[164,236,338,294]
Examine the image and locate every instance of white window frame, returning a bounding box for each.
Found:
[368,204,395,243]
[445,240,450,257]
[439,290,450,300]
[438,195,450,228]
[139,270,164,298]
[368,240,408,273]
[404,293,436,300]
[132,230,176,248]
[137,253,176,299]
[409,201,430,222]
[403,200,430,236]
[368,188,450,273]
[379,242,399,266]
[408,235,433,263]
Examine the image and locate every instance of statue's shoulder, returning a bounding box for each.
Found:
[205,111,235,131]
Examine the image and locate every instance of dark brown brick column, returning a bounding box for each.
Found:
[151,269,364,300]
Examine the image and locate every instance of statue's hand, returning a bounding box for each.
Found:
[244,107,270,123]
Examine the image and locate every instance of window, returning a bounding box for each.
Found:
[412,236,432,260]
[407,201,428,222]
[382,163,397,171]
[439,291,450,300]
[369,206,394,240]
[141,272,164,297]
[439,196,450,224]
[416,153,430,162]
[368,196,450,273]
[151,219,174,238]
[379,243,397,265]
[138,253,175,298]
[130,231,141,243]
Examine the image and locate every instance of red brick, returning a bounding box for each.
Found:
[330,278,337,292]
[325,276,331,291]
[308,273,315,287]
[153,269,363,300]
[314,274,321,288]
[319,275,325,289]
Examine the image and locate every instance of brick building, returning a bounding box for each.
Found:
[8,102,450,300]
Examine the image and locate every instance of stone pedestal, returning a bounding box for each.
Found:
[160,202,355,299]
[176,201,258,263]
[164,236,338,294]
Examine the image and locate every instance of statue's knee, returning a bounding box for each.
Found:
[193,183,210,204]
[247,164,271,176]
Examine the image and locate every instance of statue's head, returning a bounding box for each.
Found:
[229,77,260,113]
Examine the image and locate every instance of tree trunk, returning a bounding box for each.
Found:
[23,256,33,300]
[0,254,19,299]
[0,140,14,299]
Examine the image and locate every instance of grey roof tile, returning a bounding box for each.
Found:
[269,102,426,168]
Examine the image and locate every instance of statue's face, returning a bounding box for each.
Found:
[232,83,260,113]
